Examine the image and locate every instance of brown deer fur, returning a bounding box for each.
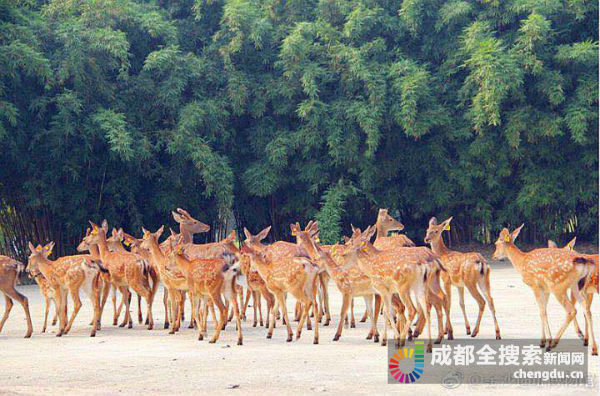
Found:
[0,256,33,338]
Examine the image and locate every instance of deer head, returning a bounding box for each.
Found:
[548,237,577,251]
[172,208,210,234]
[492,224,524,260]
[424,216,452,244]
[26,242,54,274]
[140,226,164,251]
[377,209,404,235]
[243,226,271,250]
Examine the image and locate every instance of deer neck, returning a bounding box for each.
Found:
[375,221,388,241]
[88,244,101,260]
[250,255,270,281]
[108,242,127,253]
[173,254,191,275]
[95,236,111,262]
[429,236,450,257]
[147,239,168,270]
[36,257,55,279]
[179,225,194,244]
[503,244,528,273]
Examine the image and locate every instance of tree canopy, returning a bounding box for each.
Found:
[1,0,597,260]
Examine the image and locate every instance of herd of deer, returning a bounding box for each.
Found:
[0,209,597,355]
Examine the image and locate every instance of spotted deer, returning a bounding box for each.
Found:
[140,226,190,333]
[29,272,57,333]
[26,243,104,337]
[246,226,331,327]
[346,226,442,352]
[425,217,501,340]
[240,254,274,327]
[492,225,594,352]
[294,228,381,342]
[170,236,243,345]
[548,238,598,355]
[242,243,321,344]
[0,256,33,338]
[84,221,155,330]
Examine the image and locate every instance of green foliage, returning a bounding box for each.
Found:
[0,0,597,260]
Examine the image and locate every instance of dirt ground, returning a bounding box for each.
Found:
[1,259,598,396]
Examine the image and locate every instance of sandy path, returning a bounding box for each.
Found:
[0,260,598,396]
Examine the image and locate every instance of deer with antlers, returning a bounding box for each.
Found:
[425,217,501,340]
[29,272,57,333]
[169,235,243,344]
[548,237,598,355]
[83,221,156,330]
[493,225,594,352]
[0,256,33,338]
[26,243,104,337]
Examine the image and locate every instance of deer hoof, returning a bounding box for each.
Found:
[434,339,442,344]
[286,335,293,342]
[496,334,501,340]
[583,339,589,347]
[333,335,340,341]
[253,322,257,328]
[466,328,471,335]
[350,322,355,329]
[237,339,243,346]
[313,338,319,344]
[374,335,379,343]
[427,344,432,353]
[381,339,387,347]
[266,334,272,339]
[25,332,32,338]
[209,339,216,344]
[90,332,96,337]
[366,334,373,340]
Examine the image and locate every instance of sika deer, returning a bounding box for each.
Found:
[170,237,243,345]
[548,238,598,355]
[493,225,594,351]
[242,244,320,344]
[85,221,155,330]
[346,226,442,352]
[26,243,103,337]
[425,217,501,339]
[0,256,32,338]
[240,254,274,327]
[29,272,57,333]
[294,228,381,342]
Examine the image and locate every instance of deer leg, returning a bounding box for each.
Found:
[193,294,204,341]
[209,294,227,344]
[64,286,82,334]
[56,288,68,336]
[442,276,453,339]
[119,287,133,328]
[319,273,331,326]
[112,285,120,325]
[457,286,470,335]
[568,290,584,339]
[532,288,550,348]
[582,293,597,355]
[465,282,485,338]
[89,280,101,337]
[0,294,13,333]
[294,300,302,322]
[163,288,169,329]
[242,289,251,323]
[549,290,577,350]
[346,298,352,327]
[51,297,58,326]
[188,291,197,329]
[360,297,369,323]
[250,291,257,327]
[267,295,279,339]
[42,295,50,333]
[333,293,351,341]
[231,294,243,345]
[278,293,293,342]
[478,270,501,339]
[311,280,320,344]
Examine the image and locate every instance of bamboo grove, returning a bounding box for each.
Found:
[0,0,598,261]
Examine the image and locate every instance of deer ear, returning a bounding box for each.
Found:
[169,228,176,237]
[257,226,271,241]
[566,236,576,251]
[243,227,252,240]
[28,242,36,253]
[156,225,164,239]
[511,224,524,242]
[429,217,438,226]
[442,217,453,231]
[548,240,558,248]
[142,227,149,236]
[226,230,236,242]
[343,236,350,243]
[101,220,108,232]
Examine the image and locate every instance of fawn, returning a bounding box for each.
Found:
[140,226,191,333]
[170,236,243,344]
[29,272,57,333]
[493,225,594,351]
[372,209,415,250]
[242,243,321,344]
[294,227,381,342]
[0,256,33,338]
[85,221,155,330]
[425,216,501,339]
[548,237,598,355]
[346,226,442,352]
[26,242,104,336]
[240,254,274,327]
